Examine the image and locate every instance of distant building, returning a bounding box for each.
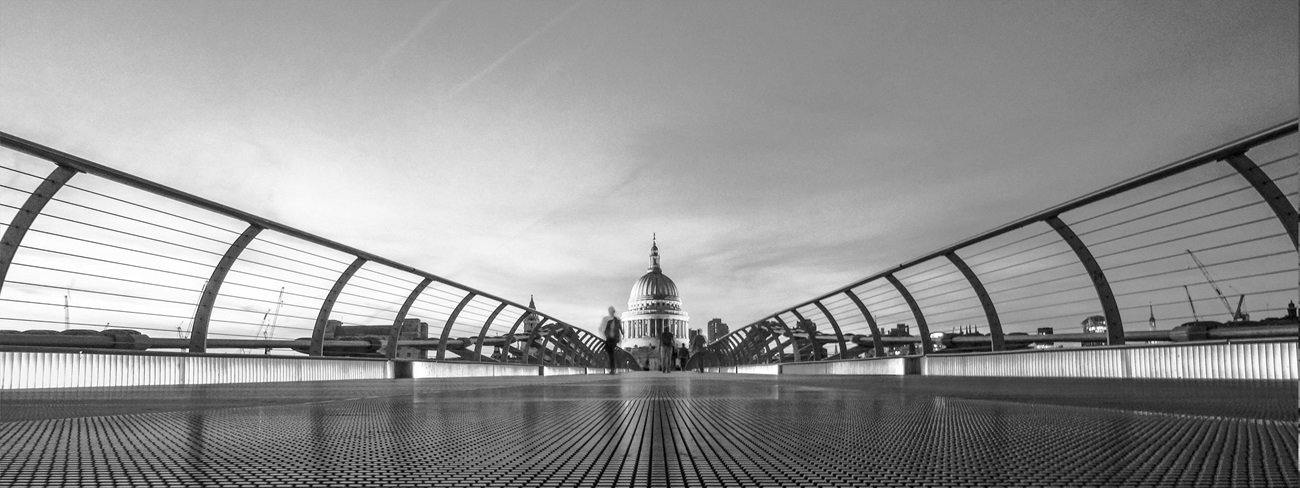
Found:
[1081,315,1107,347]
[1033,327,1056,349]
[884,323,916,356]
[707,318,728,343]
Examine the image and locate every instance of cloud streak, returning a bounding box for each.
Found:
[443,0,584,99]
[373,0,453,73]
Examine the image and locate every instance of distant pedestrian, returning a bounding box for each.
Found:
[690,334,705,372]
[658,328,675,373]
[678,344,689,371]
[600,307,623,375]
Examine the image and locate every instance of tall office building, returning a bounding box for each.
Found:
[707,318,728,343]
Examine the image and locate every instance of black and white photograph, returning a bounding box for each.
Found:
[0,1,1296,486]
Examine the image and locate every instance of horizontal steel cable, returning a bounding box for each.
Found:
[823,156,1295,314]
[0,316,165,332]
[49,197,236,246]
[1112,268,1294,300]
[1075,183,1256,238]
[252,237,353,268]
[854,287,903,310]
[896,266,962,290]
[348,267,424,295]
[221,268,334,296]
[967,240,1066,275]
[972,212,1278,293]
[1106,251,1293,290]
[0,298,195,321]
[968,180,1278,285]
[15,246,210,282]
[962,228,1056,264]
[232,256,430,307]
[1,280,323,326]
[921,247,1289,320]
[1084,199,1268,249]
[23,227,220,270]
[0,182,37,195]
[241,246,420,295]
[978,257,1080,288]
[1010,284,1297,326]
[9,262,205,295]
[1092,216,1274,261]
[0,318,190,337]
[6,280,202,309]
[0,164,46,180]
[1069,153,1294,228]
[1099,232,1287,273]
[0,202,227,257]
[209,318,314,332]
[60,182,241,236]
[985,271,1090,301]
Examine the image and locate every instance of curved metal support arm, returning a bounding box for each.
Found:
[191,224,263,353]
[472,302,508,361]
[844,290,885,357]
[885,274,933,354]
[1225,154,1298,248]
[521,318,548,365]
[1047,216,1125,345]
[812,301,848,360]
[771,316,791,363]
[945,252,1004,351]
[502,312,531,363]
[0,166,76,299]
[436,292,477,360]
[387,277,433,359]
[310,257,367,356]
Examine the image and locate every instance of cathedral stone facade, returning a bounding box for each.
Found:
[620,238,689,364]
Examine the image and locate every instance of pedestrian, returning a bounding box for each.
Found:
[658,328,675,373]
[600,306,623,375]
[689,334,705,372]
[678,344,689,371]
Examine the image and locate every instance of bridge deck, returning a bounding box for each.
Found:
[1,373,1295,487]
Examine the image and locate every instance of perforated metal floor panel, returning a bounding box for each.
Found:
[1,373,1295,487]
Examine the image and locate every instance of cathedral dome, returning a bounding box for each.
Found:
[630,270,679,301]
[628,237,679,301]
[621,236,689,348]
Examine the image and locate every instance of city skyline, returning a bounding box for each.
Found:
[0,1,1295,336]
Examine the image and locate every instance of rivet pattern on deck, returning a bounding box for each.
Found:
[1,374,1295,487]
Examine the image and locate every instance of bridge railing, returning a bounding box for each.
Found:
[0,131,621,370]
[713,120,1298,366]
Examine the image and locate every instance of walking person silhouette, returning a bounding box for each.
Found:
[658,327,675,373]
[600,306,623,375]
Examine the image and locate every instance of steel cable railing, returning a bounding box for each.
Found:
[721,121,1297,363]
[0,132,594,367]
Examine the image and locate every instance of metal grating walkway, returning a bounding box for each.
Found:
[1,373,1295,487]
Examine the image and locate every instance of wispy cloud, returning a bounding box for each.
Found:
[373,0,453,73]
[443,0,584,99]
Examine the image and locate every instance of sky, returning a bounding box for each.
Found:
[0,0,1296,335]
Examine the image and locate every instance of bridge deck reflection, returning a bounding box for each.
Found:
[0,373,1294,486]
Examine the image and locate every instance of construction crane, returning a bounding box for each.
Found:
[257,287,285,354]
[1185,249,1246,321]
[1183,285,1199,321]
